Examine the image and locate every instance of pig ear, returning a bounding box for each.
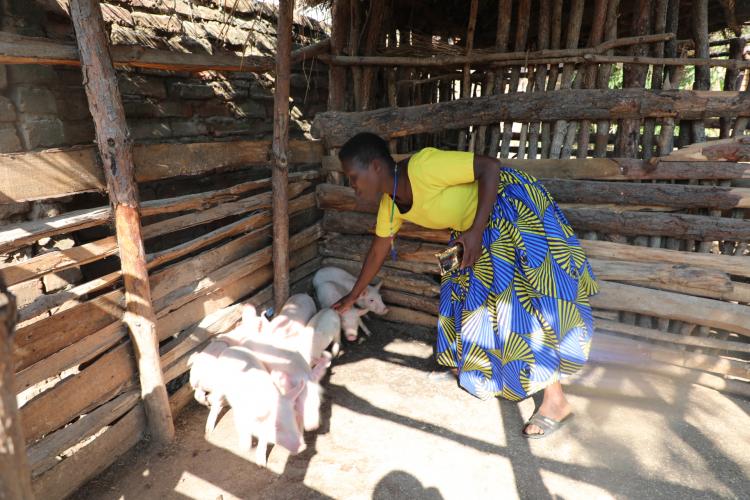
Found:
[374,281,383,291]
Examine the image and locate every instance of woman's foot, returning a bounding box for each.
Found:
[523,382,572,437]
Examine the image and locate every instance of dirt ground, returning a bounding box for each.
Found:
[75,319,750,500]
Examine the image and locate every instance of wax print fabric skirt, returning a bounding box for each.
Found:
[436,168,599,401]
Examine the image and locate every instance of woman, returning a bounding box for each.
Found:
[332,132,598,438]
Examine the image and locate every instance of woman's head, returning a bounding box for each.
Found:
[338,132,395,203]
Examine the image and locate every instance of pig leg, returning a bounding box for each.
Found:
[255,438,269,467]
[358,318,372,337]
[204,402,223,436]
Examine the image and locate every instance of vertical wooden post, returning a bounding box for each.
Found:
[69,0,174,444]
[273,0,295,311]
[488,0,513,158]
[360,0,387,111]
[457,0,479,151]
[328,0,350,113]
[0,281,33,499]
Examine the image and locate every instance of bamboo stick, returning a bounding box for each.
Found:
[70,0,173,443]
[0,282,33,499]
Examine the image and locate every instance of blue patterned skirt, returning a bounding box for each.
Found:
[436,168,599,401]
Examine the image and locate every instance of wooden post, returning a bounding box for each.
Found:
[457,0,479,151]
[0,280,33,499]
[69,0,174,443]
[273,0,294,311]
[328,0,349,113]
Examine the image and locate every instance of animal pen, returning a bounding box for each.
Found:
[0,0,749,498]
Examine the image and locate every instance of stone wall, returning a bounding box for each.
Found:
[0,0,329,153]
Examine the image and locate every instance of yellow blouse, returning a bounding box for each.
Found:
[375,147,478,237]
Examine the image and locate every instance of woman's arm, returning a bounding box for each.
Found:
[456,155,500,269]
[332,235,392,312]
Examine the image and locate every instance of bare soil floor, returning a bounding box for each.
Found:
[75,320,750,500]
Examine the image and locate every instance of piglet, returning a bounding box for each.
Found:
[294,308,342,362]
[188,338,238,434]
[314,280,372,342]
[267,293,317,338]
[313,266,389,315]
[215,346,306,466]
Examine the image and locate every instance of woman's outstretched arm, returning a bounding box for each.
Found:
[332,235,392,312]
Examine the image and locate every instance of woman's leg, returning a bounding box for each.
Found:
[523,382,572,436]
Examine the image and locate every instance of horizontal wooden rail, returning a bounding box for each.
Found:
[0,139,324,203]
[0,31,329,73]
[311,91,750,147]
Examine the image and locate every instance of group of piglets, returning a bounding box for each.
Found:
[187,267,388,466]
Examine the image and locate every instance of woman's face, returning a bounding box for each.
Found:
[343,159,381,203]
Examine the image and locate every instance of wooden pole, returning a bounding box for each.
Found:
[328,0,350,112]
[69,0,174,443]
[273,0,295,311]
[457,0,479,151]
[0,280,34,499]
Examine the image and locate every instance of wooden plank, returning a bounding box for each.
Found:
[139,170,319,217]
[318,183,750,241]
[581,239,750,279]
[590,281,750,337]
[311,89,750,147]
[154,225,321,319]
[382,306,437,329]
[542,178,750,209]
[381,289,439,315]
[0,207,110,254]
[0,284,33,499]
[141,181,309,240]
[590,332,750,398]
[27,390,139,478]
[0,30,329,73]
[565,208,750,241]
[20,341,136,445]
[0,237,117,287]
[30,404,145,500]
[594,317,750,354]
[322,210,450,244]
[14,322,125,393]
[322,154,750,181]
[320,257,440,296]
[0,140,323,203]
[13,290,123,372]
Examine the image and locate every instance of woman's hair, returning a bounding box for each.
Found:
[338,132,395,172]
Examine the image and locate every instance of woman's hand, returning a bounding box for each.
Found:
[332,293,357,313]
[456,228,483,269]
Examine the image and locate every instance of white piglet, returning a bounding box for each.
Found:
[215,346,306,466]
[268,293,317,338]
[313,266,389,314]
